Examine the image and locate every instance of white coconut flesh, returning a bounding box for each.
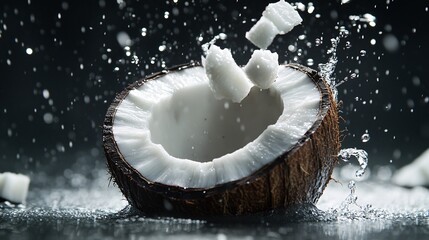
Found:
[0,172,30,203]
[246,0,302,49]
[113,66,320,189]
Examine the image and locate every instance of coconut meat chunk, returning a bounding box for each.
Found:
[112,65,320,189]
[246,0,302,49]
[392,148,429,187]
[262,0,303,34]
[204,45,253,103]
[244,49,279,89]
[245,16,280,49]
[0,172,30,204]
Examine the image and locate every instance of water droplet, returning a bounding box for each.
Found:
[306,58,314,66]
[131,54,139,64]
[361,133,370,142]
[307,4,315,14]
[348,180,355,189]
[288,44,296,52]
[158,45,166,52]
[84,96,90,104]
[224,102,230,109]
[384,103,392,111]
[25,48,33,55]
[383,34,399,52]
[116,31,132,47]
[345,41,352,48]
[42,89,50,99]
[140,27,147,37]
[43,112,54,124]
[359,50,366,56]
[407,99,415,108]
[164,11,169,19]
[339,27,350,38]
[412,76,420,86]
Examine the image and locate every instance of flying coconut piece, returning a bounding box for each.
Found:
[103,63,339,216]
[263,0,303,34]
[204,45,253,103]
[204,46,280,101]
[0,172,30,204]
[392,148,429,187]
[246,0,302,49]
[244,49,279,89]
[245,17,280,50]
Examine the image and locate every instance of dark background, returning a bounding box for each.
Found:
[0,0,428,176]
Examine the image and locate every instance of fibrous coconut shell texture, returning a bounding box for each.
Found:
[103,63,340,217]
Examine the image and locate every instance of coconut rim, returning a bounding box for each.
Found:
[103,62,332,199]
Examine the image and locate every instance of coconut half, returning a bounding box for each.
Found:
[103,63,339,216]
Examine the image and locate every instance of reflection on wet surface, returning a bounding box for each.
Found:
[1,167,428,240]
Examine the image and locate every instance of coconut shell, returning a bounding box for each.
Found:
[103,63,340,217]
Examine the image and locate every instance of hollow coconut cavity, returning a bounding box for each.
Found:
[103,63,339,216]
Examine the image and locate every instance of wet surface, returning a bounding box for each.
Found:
[1,167,428,240]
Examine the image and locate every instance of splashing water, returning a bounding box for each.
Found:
[318,37,339,100]
[318,27,353,101]
[328,180,375,220]
[338,148,369,178]
[201,33,227,55]
[339,181,371,212]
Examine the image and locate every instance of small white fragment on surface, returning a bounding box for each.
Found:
[204,45,253,103]
[0,172,31,204]
[245,16,279,49]
[392,148,429,187]
[246,0,302,49]
[244,49,279,89]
